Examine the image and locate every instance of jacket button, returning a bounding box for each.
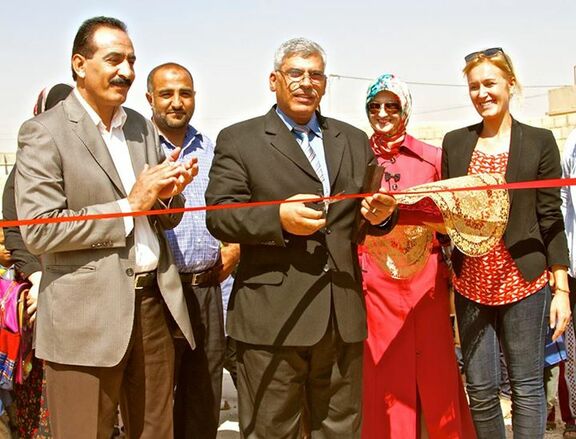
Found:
[126,268,134,277]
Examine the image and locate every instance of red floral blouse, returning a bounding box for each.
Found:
[453,150,548,305]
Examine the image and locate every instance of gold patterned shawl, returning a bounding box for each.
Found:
[364,173,509,279]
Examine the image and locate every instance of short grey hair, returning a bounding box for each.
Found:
[273,37,327,71]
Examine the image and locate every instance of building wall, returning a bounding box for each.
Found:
[0,153,15,178]
[409,113,576,153]
[1,113,575,211]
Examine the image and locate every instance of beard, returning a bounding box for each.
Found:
[155,111,192,130]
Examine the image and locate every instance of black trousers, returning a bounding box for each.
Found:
[236,321,363,439]
[173,283,225,439]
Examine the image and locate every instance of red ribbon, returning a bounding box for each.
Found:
[2,177,574,228]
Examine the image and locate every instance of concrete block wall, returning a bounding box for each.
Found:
[0,153,15,177]
[410,113,576,153]
[1,113,575,196]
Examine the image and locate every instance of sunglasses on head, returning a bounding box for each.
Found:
[367,102,401,114]
[464,47,504,63]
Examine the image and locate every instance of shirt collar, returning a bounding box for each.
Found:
[275,107,322,139]
[73,88,127,130]
[158,125,201,152]
[401,135,424,159]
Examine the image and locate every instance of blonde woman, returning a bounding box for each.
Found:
[442,48,571,438]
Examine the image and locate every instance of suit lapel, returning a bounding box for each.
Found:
[265,108,319,181]
[505,119,523,206]
[454,123,481,177]
[319,116,345,191]
[64,94,126,196]
[455,120,521,209]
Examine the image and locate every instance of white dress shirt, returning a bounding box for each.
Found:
[74,89,160,272]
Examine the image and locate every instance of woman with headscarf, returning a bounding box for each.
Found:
[359,74,475,438]
[2,83,72,439]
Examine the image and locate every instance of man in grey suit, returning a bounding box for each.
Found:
[15,17,197,439]
[205,37,396,438]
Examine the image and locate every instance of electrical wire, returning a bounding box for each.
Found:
[328,74,569,89]
[414,93,548,115]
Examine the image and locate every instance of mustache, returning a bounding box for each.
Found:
[109,77,133,87]
[287,81,318,96]
[290,88,319,99]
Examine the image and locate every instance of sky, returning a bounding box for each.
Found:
[1,0,575,152]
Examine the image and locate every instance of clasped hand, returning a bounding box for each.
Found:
[128,147,198,212]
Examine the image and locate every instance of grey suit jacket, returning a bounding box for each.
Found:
[15,93,194,367]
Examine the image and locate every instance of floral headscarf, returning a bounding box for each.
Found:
[366,73,412,158]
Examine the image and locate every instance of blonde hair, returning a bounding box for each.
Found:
[463,49,522,94]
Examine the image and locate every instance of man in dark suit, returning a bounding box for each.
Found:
[15,17,197,438]
[205,37,396,438]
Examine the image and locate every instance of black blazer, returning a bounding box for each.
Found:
[441,118,569,281]
[206,108,374,346]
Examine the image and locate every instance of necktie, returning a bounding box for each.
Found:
[293,126,328,195]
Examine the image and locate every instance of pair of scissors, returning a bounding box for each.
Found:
[306,191,345,218]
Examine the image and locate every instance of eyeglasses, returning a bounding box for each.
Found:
[367,102,401,114]
[464,47,504,63]
[278,69,326,85]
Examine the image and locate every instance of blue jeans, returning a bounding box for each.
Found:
[455,285,551,439]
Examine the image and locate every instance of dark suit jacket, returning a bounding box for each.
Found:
[15,93,194,367]
[2,168,42,277]
[442,118,569,281]
[205,108,375,346]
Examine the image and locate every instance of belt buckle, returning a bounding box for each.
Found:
[134,271,154,290]
[134,273,146,289]
[190,272,203,286]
